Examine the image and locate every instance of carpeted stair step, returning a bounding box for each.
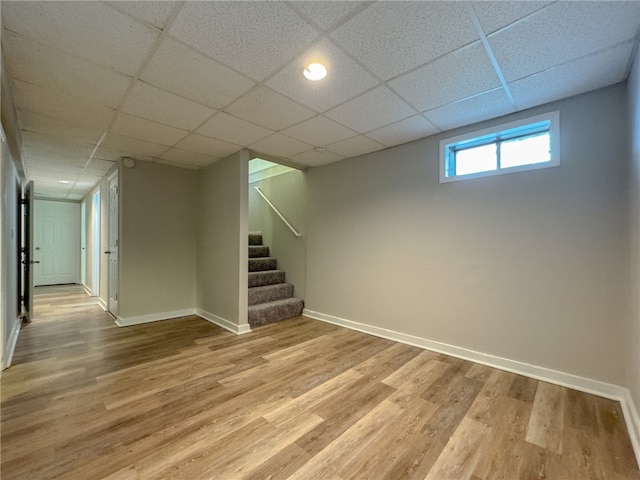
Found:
[249,257,277,272]
[248,270,286,287]
[249,245,269,258]
[248,297,304,327]
[248,283,294,306]
[249,233,263,246]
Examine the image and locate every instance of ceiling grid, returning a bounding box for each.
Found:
[1,0,638,198]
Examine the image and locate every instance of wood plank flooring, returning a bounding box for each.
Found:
[1,285,638,479]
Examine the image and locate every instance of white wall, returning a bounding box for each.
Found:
[249,168,307,299]
[197,151,248,331]
[627,47,640,432]
[81,181,109,306]
[307,85,628,386]
[0,124,23,369]
[119,160,198,320]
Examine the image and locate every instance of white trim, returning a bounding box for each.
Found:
[115,309,196,327]
[621,389,640,470]
[97,297,107,311]
[82,284,92,296]
[196,309,251,335]
[303,308,640,468]
[439,110,560,183]
[1,317,21,370]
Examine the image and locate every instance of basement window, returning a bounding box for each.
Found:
[439,111,559,183]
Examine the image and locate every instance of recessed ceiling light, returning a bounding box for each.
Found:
[58,180,71,184]
[303,63,327,81]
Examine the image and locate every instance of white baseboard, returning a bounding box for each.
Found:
[196,309,251,335]
[97,298,107,311]
[113,307,252,336]
[1,317,22,370]
[115,309,196,327]
[303,308,640,468]
[82,284,92,296]
[621,389,640,470]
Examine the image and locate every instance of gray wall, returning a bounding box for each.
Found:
[119,160,198,318]
[307,85,628,385]
[197,151,248,326]
[249,169,307,299]
[627,48,640,426]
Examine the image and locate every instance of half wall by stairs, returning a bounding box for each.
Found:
[248,233,303,327]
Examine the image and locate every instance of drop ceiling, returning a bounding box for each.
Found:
[1,1,639,200]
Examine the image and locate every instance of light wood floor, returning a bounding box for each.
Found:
[1,285,638,480]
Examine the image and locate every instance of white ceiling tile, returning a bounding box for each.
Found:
[101,132,169,158]
[4,31,131,110]
[169,2,318,81]
[510,42,634,111]
[488,1,640,82]
[154,159,201,170]
[141,37,255,109]
[87,159,116,171]
[81,167,110,178]
[266,38,379,113]
[19,110,104,145]
[366,115,439,147]
[121,81,216,131]
[290,1,370,31]
[106,1,177,29]
[225,86,315,131]
[326,135,385,158]
[13,80,115,130]
[390,42,500,112]
[424,89,514,132]
[24,150,87,167]
[472,1,553,35]
[174,133,240,158]
[21,131,94,158]
[292,149,344,167]
[75,174,104,187]
[281,115,357,146]
[110,113,188,146]
[159,148,217,167]
[92,147,123,162]
[249,134,313,158]
[197,112,273,146]
[93,146,156,163]
[2,1,159,76]
[331,2,478,80]
[325,86,416,134]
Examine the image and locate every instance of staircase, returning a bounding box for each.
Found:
[248,233,303,327]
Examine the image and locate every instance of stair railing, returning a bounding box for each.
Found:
[254,186,302,238]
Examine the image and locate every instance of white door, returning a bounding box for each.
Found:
[91,190,100,296]
[80,201,86,287]
[107,173,119,316]
[33,200,80,286]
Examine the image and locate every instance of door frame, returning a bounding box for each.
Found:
[22,181,34,322]
[91,189,100,296]
[107,170,119,317]
[80,200,86,287]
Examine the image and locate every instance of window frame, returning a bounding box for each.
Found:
[439,111,560,183]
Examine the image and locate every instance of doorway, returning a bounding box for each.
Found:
[107,171,119,316]
[33,200,80,286]
[80,201,86,287]
[91,190,100,296]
